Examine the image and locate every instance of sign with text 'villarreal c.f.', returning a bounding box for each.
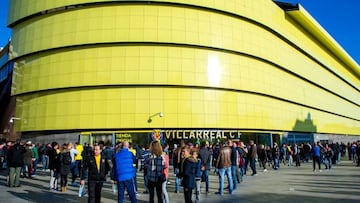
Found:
[164,130,241,140]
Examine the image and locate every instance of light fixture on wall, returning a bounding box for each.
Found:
[9,117,21,123]
[147,112,164,123]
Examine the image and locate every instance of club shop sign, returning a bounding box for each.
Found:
[164,130,241,140]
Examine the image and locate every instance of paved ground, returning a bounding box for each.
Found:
[0,160,359,203]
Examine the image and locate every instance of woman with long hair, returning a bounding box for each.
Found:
[146,141,166,203]
[59,143,71,192]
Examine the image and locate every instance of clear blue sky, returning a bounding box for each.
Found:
[0,0,359,65]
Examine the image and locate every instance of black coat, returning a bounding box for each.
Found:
[81,155,107,182]
[59,152,71,175]
[7,143,25,167]
[48,148,60,171]
[179,156,197,189]
[199,147,211,170]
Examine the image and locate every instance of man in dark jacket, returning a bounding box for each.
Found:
[80,145,107,203]
[228,140,239,190]
[198,141,211,194]
[272,142,280,170]
[248,140,257,176]
[215,142,233,195]
[7,139,25,187]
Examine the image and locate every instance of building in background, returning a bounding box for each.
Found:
[0,43,17,141]
[2,0,359,145]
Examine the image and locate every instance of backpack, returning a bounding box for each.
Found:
[61,152,71,165]
[147,155,166,182]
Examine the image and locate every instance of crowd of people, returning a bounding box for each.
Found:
[0,138,360,203]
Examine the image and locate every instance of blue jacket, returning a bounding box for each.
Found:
[312,145,321,157]
[195,159,202,178]
[114,148,135,182]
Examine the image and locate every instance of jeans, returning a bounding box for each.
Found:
[238,166,244,182]
[273,157,280,169]
[22,163,32,177]
[195,179,201,202]
[143,170,149,193]
[50,170,59,190]
[249,157,257,175]
[117,179,137,203]
[133,170,138,192]
[42,155,49,170]
[231,166,237,189]
[201,169,209,192]
[324,157,332,169]
[33,159,38,175]
[174,168,180,192]
[70,162,77,184]
[162,179,169,203]
[218,167,233,195]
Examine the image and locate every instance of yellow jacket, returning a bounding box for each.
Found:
[75,144,83,161]
[129,147,136,167]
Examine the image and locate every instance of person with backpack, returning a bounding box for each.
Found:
[59,143,71,192]
[146,141,166,203]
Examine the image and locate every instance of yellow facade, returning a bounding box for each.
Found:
[8,0,360,135]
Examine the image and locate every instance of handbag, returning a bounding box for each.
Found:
[78,184,86,197]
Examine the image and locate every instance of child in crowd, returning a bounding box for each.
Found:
[191,148,202,203]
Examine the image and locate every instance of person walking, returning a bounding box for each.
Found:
[31,143,39,177]
[80,145,107,203]
[258,144,267,172]
[7,140,25,187]
[248,140,257,176]
[22,141,34,178]
[113,141,137,203]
